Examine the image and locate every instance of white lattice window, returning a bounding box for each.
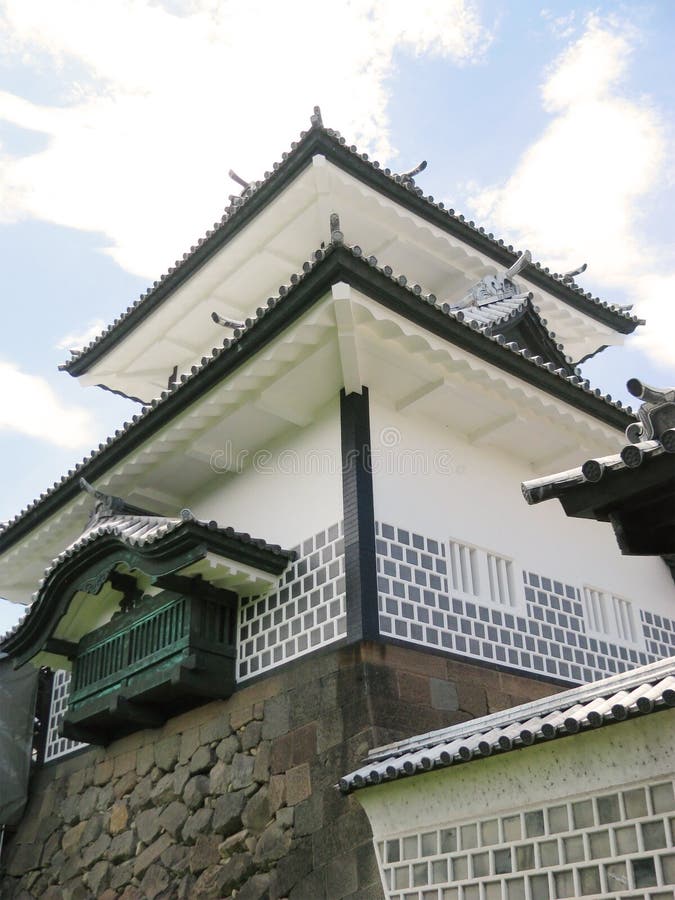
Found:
[376,778,675,899]
[449,538,519,609]
[584,587,639,646]
[44,669,86,762]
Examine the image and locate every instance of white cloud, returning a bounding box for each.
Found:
[0,361,96,448]
[55,318,106,352]
[468,15,674,368]
[0,0,487,277]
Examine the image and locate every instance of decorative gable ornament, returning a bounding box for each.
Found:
[625,379,675,449]
[453,250,533,309]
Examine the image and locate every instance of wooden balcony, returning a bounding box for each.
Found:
[60,582,237,745]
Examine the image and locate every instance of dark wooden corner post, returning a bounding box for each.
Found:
[340,387,379,642]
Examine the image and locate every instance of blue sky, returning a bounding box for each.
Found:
[0,0,673,631]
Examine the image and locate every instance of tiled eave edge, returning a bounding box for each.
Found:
[339,657,675,794]
[62,127,640,377]
[0,520,294,666]
[0,243,635,559]
[521,439,672,509]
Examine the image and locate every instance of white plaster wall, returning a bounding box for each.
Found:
[193,396,343,549]
[358,710,675,839]
[370,397,674,619]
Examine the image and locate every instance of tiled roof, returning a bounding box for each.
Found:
[338,656,675,794]
[522,438,674,505]
[61,112,641,374]
[0,504,293,647]
[0,241,636,554]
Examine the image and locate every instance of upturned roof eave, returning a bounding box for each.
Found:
[0,244,635,561]
[61,128,640,378]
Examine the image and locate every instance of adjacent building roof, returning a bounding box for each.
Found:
[60,112,641,379]
[339,656,675,794]
[0,241,637,560]
[522,381,675,557]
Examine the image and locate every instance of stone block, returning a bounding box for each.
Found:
[215,733,240,763]
[113,750,136,778]
[159,801,189,839]
[254,822,291,863]
[60,795,80,826]
[140,862,170,900]
[295,790,324,836]
[113,770,137,799]
[230,704,254,731]
[270,732,292,774]
[109,858,135,890]
[286,763,311,806]
[128,775,153,812]
[317,712,344,753]
[231,753,255,790]
[173,764,191,796]
[81,812,103,846]
[179,727,201,765]
[212,790,246,836]
[36,813,61,844]
[218,851,255,892]
[161,842,190,875]
[241,720,262,750]
[325,852,358,900]
[183,774,210,809]
[397,670,431,706]
[136,807,163,845]
[241,786,272,833]
[429,677,459,711]
[41,830,62,866]
[277,806,294,828]
[252,740,271,783]
[355,839,381,890]
[136,743,155,777]
[182,807,213,844]
[276,839,313,895]
[188,744,214,774]
[291,723,317,765]
[289,868,325,900]
[108,829,136,863]
[200,712,231,745]
[133,832,173,877]
[209,759,232,794]
[83,859,110,895]
[192,864,230,897]
[82,832,111,867]
[268,773,286,812]
[151,771,178,805]
[154,734,180,772]
[93,759,114,786]
[6,842,41,877]
[96,782,115,812]
[66,769,85,797]
[109,801,129,835]
[261,694,290,740]
[61,821,87,857]
[189,834,221,874]
[237,873,272,900]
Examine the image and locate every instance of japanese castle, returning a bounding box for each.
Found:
[1,109,673,900]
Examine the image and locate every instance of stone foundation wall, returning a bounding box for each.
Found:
[1,643,562,900]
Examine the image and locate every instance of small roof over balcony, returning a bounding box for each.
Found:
[0,480,294,669]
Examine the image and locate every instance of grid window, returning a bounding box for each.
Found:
[487,552,516,607]
[44,669,86,762]
[449,540,479,598]
[375,777,675,900]
[584,587,640,646]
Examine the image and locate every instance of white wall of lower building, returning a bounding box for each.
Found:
[358,711,675,900]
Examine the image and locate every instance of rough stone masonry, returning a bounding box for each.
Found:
[1,643,559,899]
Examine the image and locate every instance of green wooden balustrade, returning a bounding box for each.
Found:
[61,585,237,744]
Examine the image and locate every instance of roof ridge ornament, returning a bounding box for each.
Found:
[562,262,587,284]
[453,250,532,310]
[211,311,246,329]
[310,105,323,128]
[79,478,138,522]
[625,379,675,448]
[401,160,427,185]
[330,212,343,244]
